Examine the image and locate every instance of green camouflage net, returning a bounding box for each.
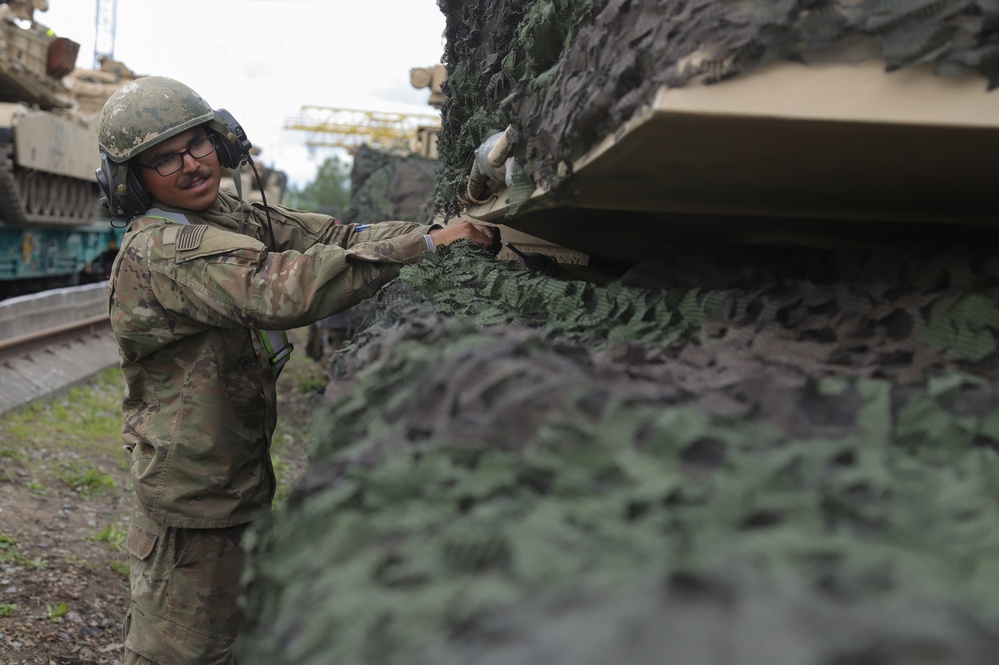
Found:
[434,0,999,218]
[239,243,999,664]
[343,145,440,226]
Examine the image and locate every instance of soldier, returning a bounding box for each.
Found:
[96,76,497,665]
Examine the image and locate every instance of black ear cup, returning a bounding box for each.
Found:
[96,152,151,219]
[209,109,252,169]
[120,166,152,217]
[95,162,112,209]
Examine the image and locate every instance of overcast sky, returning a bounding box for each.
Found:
[39,0,448,187]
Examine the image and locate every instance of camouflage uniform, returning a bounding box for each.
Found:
[111,189,431,663]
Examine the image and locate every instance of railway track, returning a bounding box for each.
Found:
[0,283,120,416]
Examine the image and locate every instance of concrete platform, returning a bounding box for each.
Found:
[0,282,108,340]
[0,283,120,417]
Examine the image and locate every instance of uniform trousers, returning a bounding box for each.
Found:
[122,502,248,665]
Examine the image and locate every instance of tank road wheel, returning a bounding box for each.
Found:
[56,177,75,218]
[53,177,67,217]
[71,182,88,220]
[39,176,55,217]
[15,169,32,215]
[25,172,44,216]
[29,173,43,216]
[36,173,59,217]
[67,179,79,219]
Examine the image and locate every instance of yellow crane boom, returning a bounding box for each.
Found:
[283,105,441,156]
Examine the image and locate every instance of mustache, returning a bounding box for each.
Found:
[177,169,213,188]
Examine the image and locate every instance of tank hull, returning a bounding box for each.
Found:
[466,60,999,260]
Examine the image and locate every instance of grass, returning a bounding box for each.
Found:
[0,368,124,462]
[0,328,327,508]
[91,522,127,552]
[55,461,119,498]
[90,520,130,577]
[0,534,44,569]
[45,602,68,622]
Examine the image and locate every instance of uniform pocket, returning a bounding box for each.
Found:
[125,522,158,562]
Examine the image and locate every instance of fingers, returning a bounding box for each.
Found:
[430,221,500,250]
[467,222,494,244]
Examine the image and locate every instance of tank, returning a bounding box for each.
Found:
[0,3,99,226]
[0,3,127,292]
[238,3,999,664]
[430,1,998,270]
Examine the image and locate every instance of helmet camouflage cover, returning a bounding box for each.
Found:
[98,76,216,163]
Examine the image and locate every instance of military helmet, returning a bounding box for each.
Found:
[95,76,252,218]
[98,76,216,164]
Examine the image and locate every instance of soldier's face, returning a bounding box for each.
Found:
[138,128,222,211]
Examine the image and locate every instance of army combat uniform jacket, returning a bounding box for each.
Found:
[109,190,430,529]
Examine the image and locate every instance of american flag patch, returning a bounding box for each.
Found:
[176,225,206,251]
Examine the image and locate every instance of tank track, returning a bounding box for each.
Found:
[0,152,102,227]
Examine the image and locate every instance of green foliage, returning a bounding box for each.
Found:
[90,521,130,579]
[0,534,44,568]
[91,522,127,553]
[46,602,68,622]
[0,444,24,464]
[0,603,15,616]
[56,462,118,499]
[271,453,294,505]
[287,155,352,216]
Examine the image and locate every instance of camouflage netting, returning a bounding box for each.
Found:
[306,146,440,361]
[239,242,999,664]
[433,0,999,218]
[342,144,440,226]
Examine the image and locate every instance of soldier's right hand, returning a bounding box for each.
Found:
[429,221,499,252]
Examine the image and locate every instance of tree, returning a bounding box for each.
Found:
[287,154,352,217]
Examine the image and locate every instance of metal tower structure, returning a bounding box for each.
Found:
[93,0,117,68]
[284,106,442,158]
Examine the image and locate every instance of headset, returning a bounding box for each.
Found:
[96,108,252,220]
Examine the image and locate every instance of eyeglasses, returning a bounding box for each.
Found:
[141,135,217,177]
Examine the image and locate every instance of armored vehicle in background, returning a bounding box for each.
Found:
[0,2,123,294]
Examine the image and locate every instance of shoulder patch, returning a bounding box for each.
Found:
[173,225,266,263]
[177,225,207,251]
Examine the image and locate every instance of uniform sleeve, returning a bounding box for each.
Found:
[148,222,430,331]
[256,202,428,252]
